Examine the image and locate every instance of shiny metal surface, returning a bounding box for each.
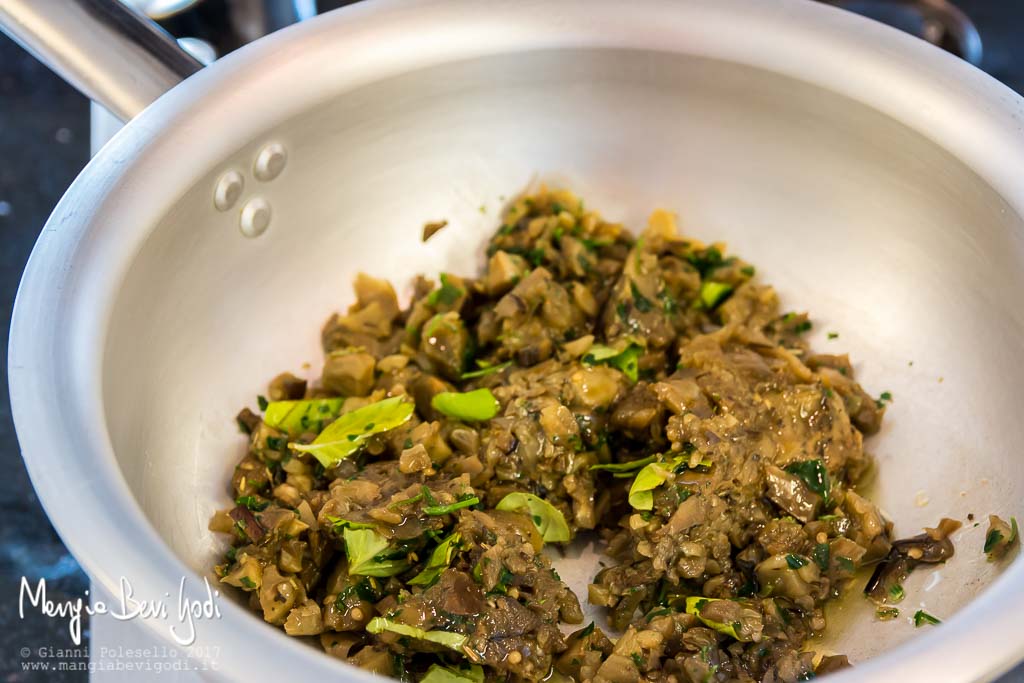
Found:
[7,1,1024,682]
[0,0,201,121]
[826,0,983,65]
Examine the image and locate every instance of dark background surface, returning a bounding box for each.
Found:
[1,2,1022,680]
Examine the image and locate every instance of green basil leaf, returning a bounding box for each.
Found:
[262,398,343,436]
[291,396,414,467]
[590,455,656,474]
[684,597,746,641]
[431,388,500,421]
[343,528,410,577]
[420,664,484,683]
[365,617,467,651]
[628,462,674,510]
[495,492,571,543]
[408,532,461,587]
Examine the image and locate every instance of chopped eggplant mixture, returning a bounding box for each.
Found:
[213,189,963,682]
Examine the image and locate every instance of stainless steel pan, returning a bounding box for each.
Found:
[4,1,1024,681]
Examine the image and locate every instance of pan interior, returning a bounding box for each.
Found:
[101,48,1024,664]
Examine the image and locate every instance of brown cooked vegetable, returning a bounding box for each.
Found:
[211,188,958,683]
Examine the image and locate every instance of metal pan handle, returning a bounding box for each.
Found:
[0,0,203,121]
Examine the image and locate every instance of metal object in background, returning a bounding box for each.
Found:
[0,0,317,125]
[0,0,202,121]
[145,0,317,56]
[822,0,983,65]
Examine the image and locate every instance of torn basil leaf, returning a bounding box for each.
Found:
[343,527,410,577]
[408,532,461,587]
[431,388,500,421]
[685,597,747,641]
[291,396,414,467]
[420,664,484,683]
[262,397,343,436]
[365,617,467,651]
[590,455,656,476]
[495,492,571,543]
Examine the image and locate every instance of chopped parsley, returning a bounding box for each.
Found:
[235,495,269,512]
[427,273,464,307]
[984,528,1004,554]
[423,495,480,516]
[811,543,830,571]
[630,280,653,313]
[785,459,831,504]
[785,554,809,570]
[699,281,734,309]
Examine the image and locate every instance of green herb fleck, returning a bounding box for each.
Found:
[811,543,830,570]
[423,496,480,516]
[786,554,809,570]
[257,395,269,411]
[827,331,839,340]
[427,273,464,307]
[235,495,269,512]
[581,343,643,383]
[699,281,733,309]
[876,606,900,621]
[461,361,512,380]
[913,610,941,627]
[984,529,1004,554]
[785,459,831,504]
[630,281,653,313]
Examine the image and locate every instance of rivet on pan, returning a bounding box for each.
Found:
[253,143,287,182]
[213,170,244,211]
[239,197,271,238]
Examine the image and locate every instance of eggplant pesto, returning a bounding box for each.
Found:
[212,189,962,682]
